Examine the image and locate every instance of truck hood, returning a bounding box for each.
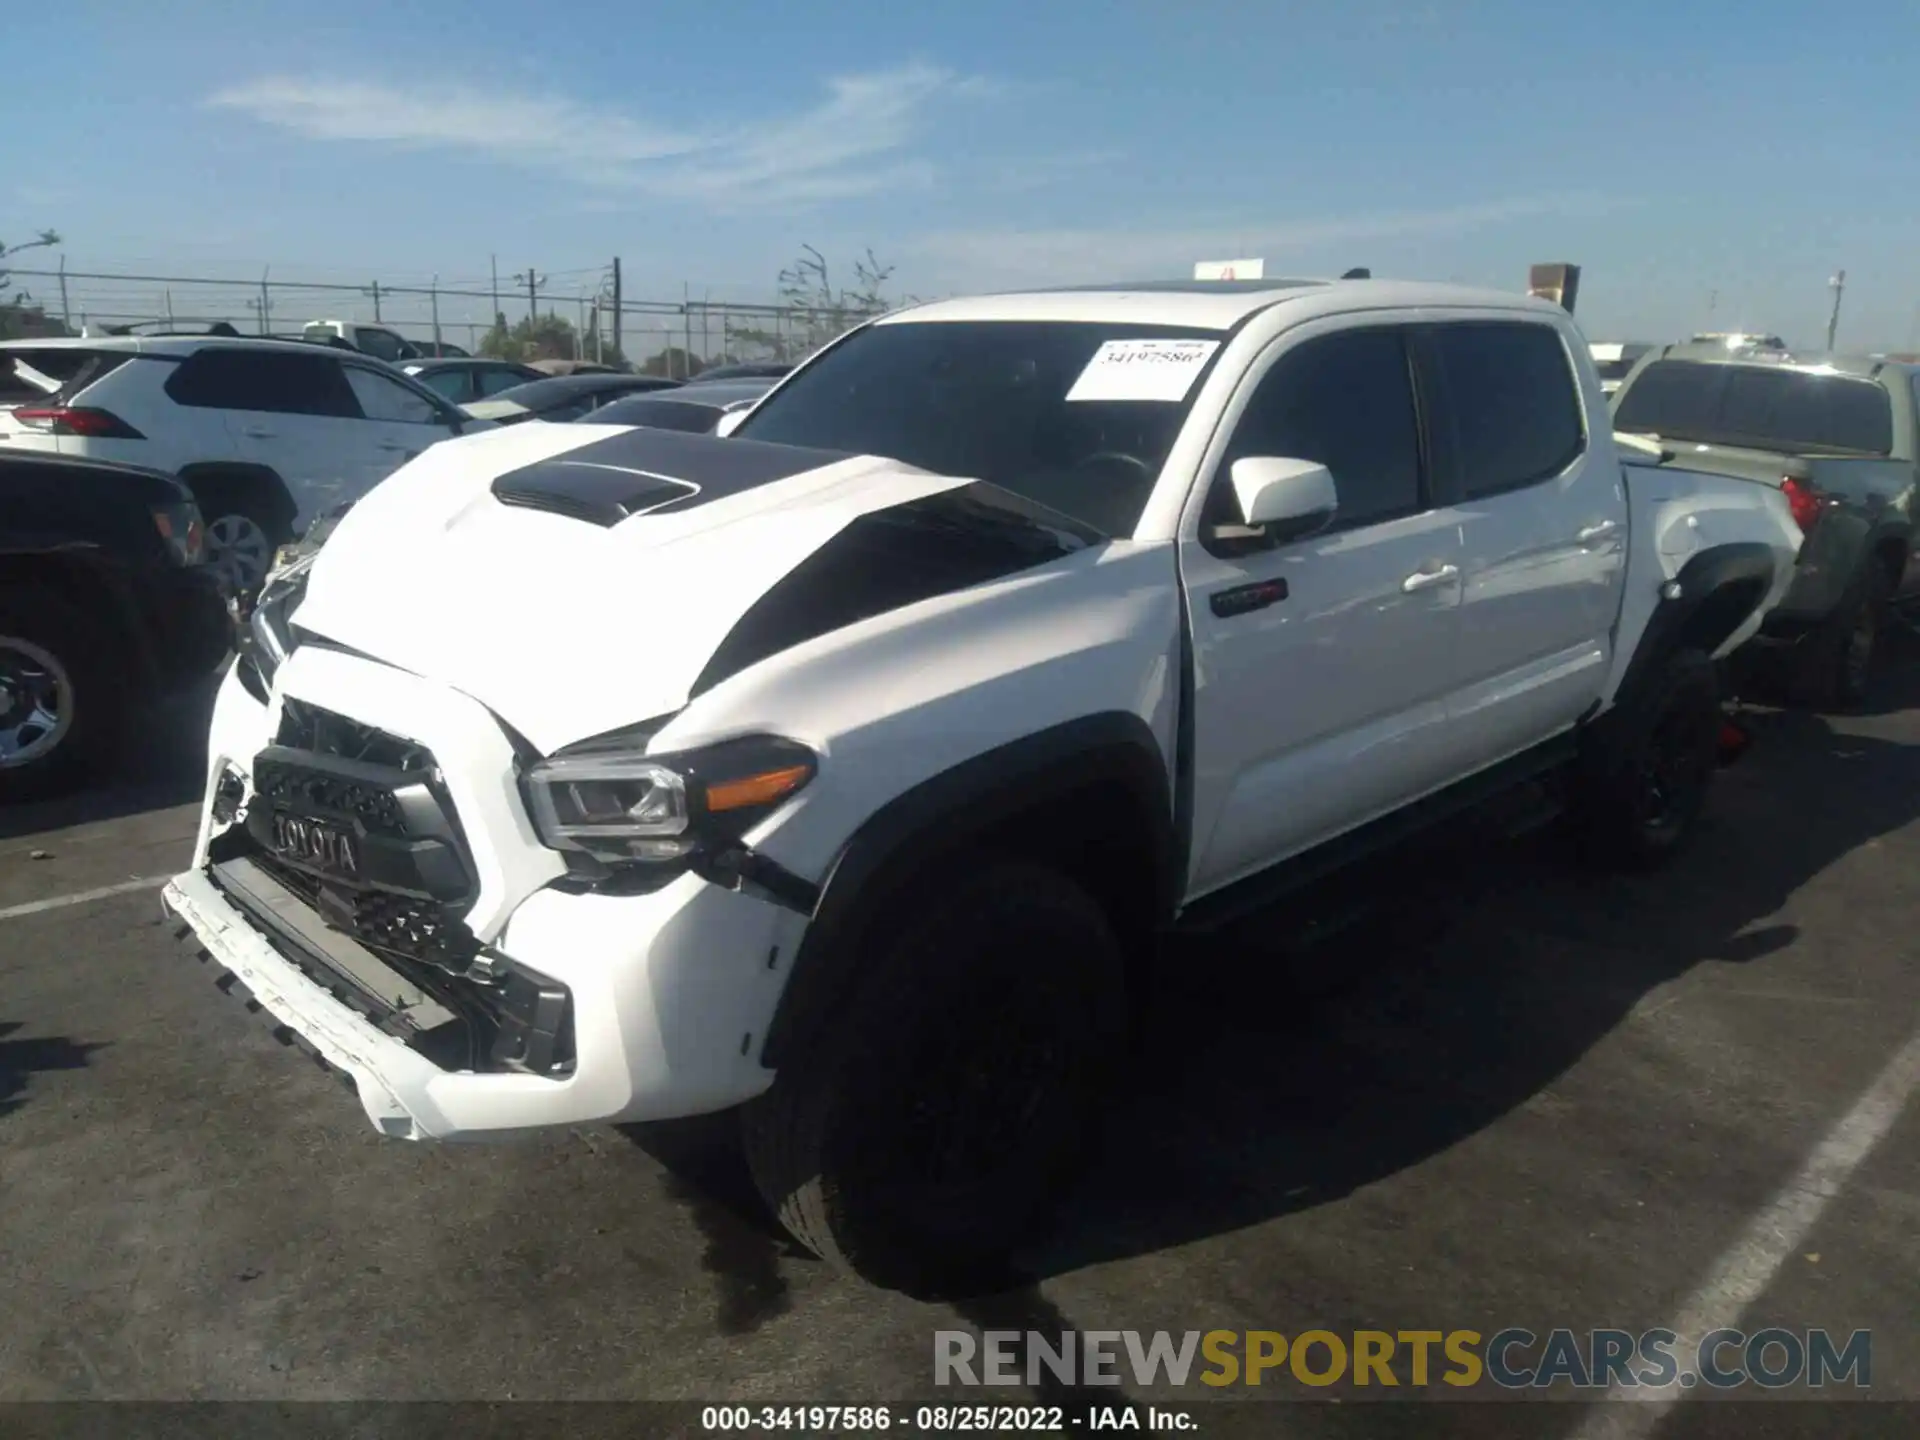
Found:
[289,422,1093,753]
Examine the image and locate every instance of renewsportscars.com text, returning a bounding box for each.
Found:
[933,1328,1871,1392]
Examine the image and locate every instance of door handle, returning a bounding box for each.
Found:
[1401,564,1460,594]
[377,442,414,453]
[1576,519,1620,544]
[240,426,275,439]
[1210,578,1289,618]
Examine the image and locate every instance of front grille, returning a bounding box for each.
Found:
[214,699,574,1076]
[252,760,409,836]
[278,697,436,769]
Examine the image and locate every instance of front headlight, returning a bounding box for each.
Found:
[525,734,816,864]
[236,554,313,695]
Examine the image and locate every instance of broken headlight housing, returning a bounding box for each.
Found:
[524,733,816,865]
[231,549,317,704]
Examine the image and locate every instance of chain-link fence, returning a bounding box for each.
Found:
[2,262,888,377]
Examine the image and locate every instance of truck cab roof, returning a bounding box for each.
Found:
[882,278,1568,331]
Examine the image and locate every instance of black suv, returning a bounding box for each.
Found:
[0,451,233,799]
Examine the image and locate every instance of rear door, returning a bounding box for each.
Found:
[1178,319,1467,896]
[166,348,383,526]
[1414,318,1626,768]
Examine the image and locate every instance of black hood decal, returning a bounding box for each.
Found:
[491,427,854,527]
[690,481,1101,698]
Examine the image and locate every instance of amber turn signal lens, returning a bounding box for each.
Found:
[704,764,812,813]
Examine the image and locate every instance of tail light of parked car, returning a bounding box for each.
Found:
[10,405,146,439]
[1779,475,1826,533]
[151,502,206,565]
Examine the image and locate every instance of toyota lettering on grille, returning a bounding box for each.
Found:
[271,812,361,879]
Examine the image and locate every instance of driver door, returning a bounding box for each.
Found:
[1178,320,1466,900]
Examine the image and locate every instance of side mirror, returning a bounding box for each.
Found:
[1227,456,1338,541]
[713,410,748,439]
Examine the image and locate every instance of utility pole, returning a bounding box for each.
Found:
[490,255,501,329]
[259,267,272,333]
[1707,289,1718,327]
[164,289,175,327]
[430,275,442,348]
[610,257,622,363]
[512,268,546,324]
[1826,270,1846,352]
[363,280,384,323]
[576,295,587,359]
[57,255,71,332]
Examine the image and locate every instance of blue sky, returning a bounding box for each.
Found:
[8,0,1920,350]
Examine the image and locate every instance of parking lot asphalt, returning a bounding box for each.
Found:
[2,656,1918,1437]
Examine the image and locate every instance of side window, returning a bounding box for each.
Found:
[353,328,408,363]
[343,366,443,424]
[164,350,358,417]
[418,369,470,402]
[1425,322,1585,499]
[476,367,527,397]
[1216,326,1423,533]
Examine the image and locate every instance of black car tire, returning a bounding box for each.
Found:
[741,862,1126,1294]
[0,585,123,802]
[1791,561,1888,712]
[1573,646,1721,872]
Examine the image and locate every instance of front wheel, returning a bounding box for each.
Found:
[1573,647,1721,871]
[741,862,1126,1294]
[0,587,121,802]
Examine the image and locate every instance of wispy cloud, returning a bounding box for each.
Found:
[909,194,1634,288]
[206,65,990,211]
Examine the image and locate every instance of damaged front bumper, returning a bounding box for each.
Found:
[164,647,800,1141]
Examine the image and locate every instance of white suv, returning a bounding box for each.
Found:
[0,336,478,588]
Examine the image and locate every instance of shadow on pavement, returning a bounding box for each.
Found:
[0,1021,104,1120]
[629,661,1920,1321]
[0,676,218,841]
[1020,660,1920,1283]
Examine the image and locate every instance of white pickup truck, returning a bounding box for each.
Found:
[163,278,1801,1291]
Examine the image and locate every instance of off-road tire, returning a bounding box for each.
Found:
[0,585,124,802]
[1791,562,1889,712]
[1573,646,1720,872]
[741,862,1127,1294]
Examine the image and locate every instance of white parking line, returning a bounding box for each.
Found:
[1570,1025,1920,1439]
[0,876,169,922]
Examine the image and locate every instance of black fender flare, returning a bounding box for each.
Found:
[758,711,1176,1070]
[1604,542,1778,721]
[0,544,156,692]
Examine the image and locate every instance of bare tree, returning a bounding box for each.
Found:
[730,245,910,362]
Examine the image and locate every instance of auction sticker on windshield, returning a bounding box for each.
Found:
[1066,339,1220,403]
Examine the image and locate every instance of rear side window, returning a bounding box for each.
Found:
[165,349,359,417]
[1425,322,1586,498]
[418,369,471,402]
[1220,326,1423,531]
[1615,362,1893,455]
[2,348,131,402]
[475,367,527,397]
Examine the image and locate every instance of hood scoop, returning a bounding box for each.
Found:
[490,427,853,527]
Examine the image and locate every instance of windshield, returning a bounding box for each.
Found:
[1613,361,1893,456]
[733,319,1225,537]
